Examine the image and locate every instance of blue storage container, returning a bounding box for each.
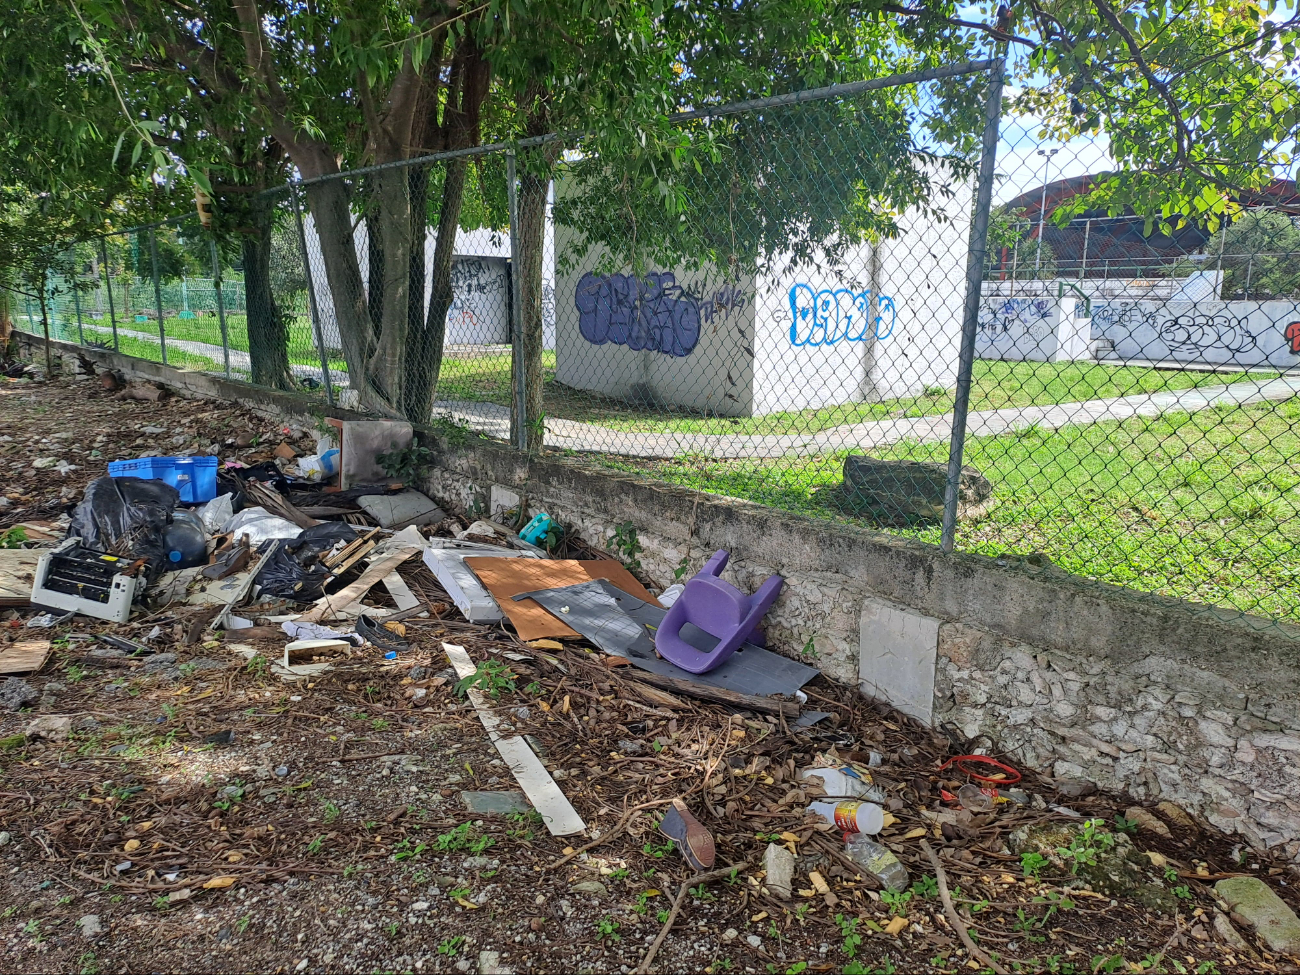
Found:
[173,456,218,503]
[108,455,218,503]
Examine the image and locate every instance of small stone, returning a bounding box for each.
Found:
[479,950,513,974]
[1124,806,1172,838]
[1216,877,1300,954]
[462,855,496,871]
[721,928,738,942]
[43,683,65,695]
[0,832,11,846]
[1154,801,1198,832]
[412,901,430,911]
[460,791,531,816]
[25,715,72,740]
[295,959,309,973]
[763,843,795,900]
[571,880,608,898]
[746,934,762,948]
[76,915,103,939]
[409,666,428,681]
[0,678,37,711]
[143,653,178,674]
[1212,910,1253,953]
[617,739,645,755]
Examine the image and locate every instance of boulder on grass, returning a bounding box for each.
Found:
[836,455,992,525]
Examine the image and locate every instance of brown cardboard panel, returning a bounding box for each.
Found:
[464,558,661,640]
[0,640,51,675]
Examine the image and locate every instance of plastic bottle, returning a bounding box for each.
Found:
[844,834,910,892]
[163,510,207,569]
[799,766,887,803]
[806,799,884,835]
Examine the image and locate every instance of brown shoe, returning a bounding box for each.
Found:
[657,798,715,871]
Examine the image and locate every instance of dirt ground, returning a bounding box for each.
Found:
[1,372,1298,975]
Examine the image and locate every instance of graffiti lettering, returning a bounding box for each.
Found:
[450,258,504,297]
[1153,311,1257,356]
[699,285,748,324]
[788,284,896,347]
[1287,321,1300,355]
[575,272,701,357]
[977,297,1052,336]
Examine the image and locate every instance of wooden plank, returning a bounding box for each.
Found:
[0,639,52,675]
[381,571,421,611]
[298,547,420,622]
[626,671,800,718]
[328,540,376,578]
[443,642,585,837]
[0,549,41,606]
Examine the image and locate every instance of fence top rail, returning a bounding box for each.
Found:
[292,57,997,189]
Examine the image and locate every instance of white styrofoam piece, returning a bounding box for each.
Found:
[421,546,534,622]
[443,642,585,837]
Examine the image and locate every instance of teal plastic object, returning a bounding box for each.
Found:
[519,512,556,546]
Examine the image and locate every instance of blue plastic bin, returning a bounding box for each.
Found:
[108,455,218,503]
[173,456,218,503]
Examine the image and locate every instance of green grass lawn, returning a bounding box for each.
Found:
[594,398,1300,625]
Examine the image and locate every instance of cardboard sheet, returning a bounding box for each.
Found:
[464,558,661,641]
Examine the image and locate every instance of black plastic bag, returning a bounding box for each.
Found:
[68,476,181,581]
[254,522,357,603]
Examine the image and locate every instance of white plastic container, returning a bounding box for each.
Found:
[806,799,885,835]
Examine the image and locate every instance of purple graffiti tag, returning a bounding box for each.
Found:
[575,272,702,357]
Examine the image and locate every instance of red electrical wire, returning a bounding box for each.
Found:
[938,754,1022,785]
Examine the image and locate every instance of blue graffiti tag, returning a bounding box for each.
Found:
[575,271,701,357]
[788,284,896,346]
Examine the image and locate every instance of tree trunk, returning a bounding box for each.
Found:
[365,183,385,342]
[406,158,470,422]
[512,164,553,451]
[37,268,52,379]
[243,198,295,390]
[363,167,413,411]
[303,177,392,413]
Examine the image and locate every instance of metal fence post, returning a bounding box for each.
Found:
[72,263,85,345]
[506,149,527,452]
[209,237,231,379]
[289,182,334,406]
[101,239,119,352]
[149,228,168,365]
[941,55,1006,553]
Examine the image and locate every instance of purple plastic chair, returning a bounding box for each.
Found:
[654,550,783,674]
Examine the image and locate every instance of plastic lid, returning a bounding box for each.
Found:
[169,551,182,562]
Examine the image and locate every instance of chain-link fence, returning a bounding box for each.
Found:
[21,55,1300,633]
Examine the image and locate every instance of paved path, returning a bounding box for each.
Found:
[435,375,1300,459]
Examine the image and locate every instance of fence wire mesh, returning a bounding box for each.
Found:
[24,57,1300,633]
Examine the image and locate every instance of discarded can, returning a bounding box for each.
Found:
[844,834,910,892]
[806,798,884,835]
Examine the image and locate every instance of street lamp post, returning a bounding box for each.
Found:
[1034,147,1060,280]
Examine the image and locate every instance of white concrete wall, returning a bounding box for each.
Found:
[554,169,974,415]
[977,296,1091,362]
[1092,299,1300,368]
[303,210,556,355]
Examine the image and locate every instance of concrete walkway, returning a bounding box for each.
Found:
[435,376,1300,459]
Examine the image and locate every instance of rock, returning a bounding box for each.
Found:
[143,653,178,674]
[43,683,65,696]
[478,950,514,974]
[1155,801,1198,832]
[460,791,531,816]
[721,928,738,943]
[76,915,103,939]
[570,880,608,898]
[1124,806,1172,838]
[763,843,795,900]
[617,739,645,755]
[836,455,991,524]
[0,832,11,846]
[409,666,428,681]
[1212,910,1254,955]
[25,715,72,740]
[1216,877,1300,954]
[746,934,762,948]
[411,901,430,911]
[1054,778,1097,798]
[0,678,37,711]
